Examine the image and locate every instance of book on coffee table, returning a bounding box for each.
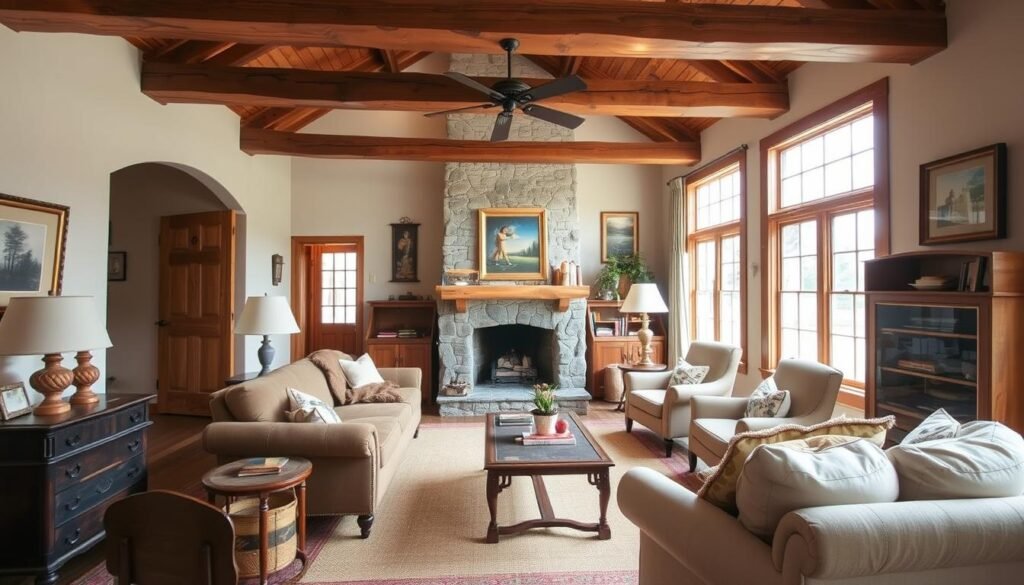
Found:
[238,457,289,477]
[520,430,576,446]
[496,413,533,426]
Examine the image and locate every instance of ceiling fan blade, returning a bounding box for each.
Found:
[522,105,585,130]
[490,113,513,142]
[444,72,505,101]
[424,103,496,118]
[516,75,587,103]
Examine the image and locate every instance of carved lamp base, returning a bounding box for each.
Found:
[71,350,101,406]
[29,354,73,416]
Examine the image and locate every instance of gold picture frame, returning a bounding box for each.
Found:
[600,211,639,263]
[0,193,69,319]
[477,208,548,281]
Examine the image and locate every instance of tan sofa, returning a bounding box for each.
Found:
[619,467,1024,585]
[204,351,422,538]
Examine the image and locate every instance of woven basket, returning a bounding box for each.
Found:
[229,493,297,578]
[604,364,625,402]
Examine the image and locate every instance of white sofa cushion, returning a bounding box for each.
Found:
[887,420,1024,500]
[287,387,342,424]
[902,407,960,444]
[736,435,899,540]
[743,376,791,418]
[339,353,386,388]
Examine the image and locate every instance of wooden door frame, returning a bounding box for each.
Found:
[290,235,365,359]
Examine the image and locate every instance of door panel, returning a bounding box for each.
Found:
[158,211,235,416]
[307,243,364,356]
[368,344,399,367]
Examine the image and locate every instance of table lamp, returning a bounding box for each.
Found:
[235,295,300,376]
[620,283,668,366]
[0,296,112,415]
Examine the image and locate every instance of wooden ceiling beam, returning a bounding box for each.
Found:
[721,60,782,84]
[141,63,790,118]
[240,128,700,165]
[0,1,947,64]
[560,56,584,77]
[686,60,749,84]
[621,116,697,143]
[205,43,274,66]
[375,49,401,73]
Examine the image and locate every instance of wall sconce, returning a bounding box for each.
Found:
[271,254,284,286]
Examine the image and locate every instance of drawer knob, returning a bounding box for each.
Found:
[127,466,141,479]
[65,434,82,448]
[129,412,143,424]
[65,464,82,479]
[64,529,81,546]
[127,439,141,453]
[65,496,82,512]
[96,478,114,495]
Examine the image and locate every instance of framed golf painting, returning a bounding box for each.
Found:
[478,208,547,281]
[920,143,1006,245]
[600,211,639,262]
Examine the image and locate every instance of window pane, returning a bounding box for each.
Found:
[334,307,347,323]
[777,113,874,208]
[335,252,347,270]
[781,293,799,329]
[322,253,334,270]
[800,221,817,256]
[322,271,334,288]
[831,334,855,381]
[782,258,801,291]
[854,295,866,338]
[831,293,855,336]
[781,176,802,207]
[824,158,852,197]
[321,307,334,324]
[322,289,334,305]
[799,331,818,361]
[346,270,357,287]
[802,167,824,202]
[801,136,824,171]
[832,213,857,253]
[857,209,874,250]
[782,224,800,258]
[781,146,801,178]
[851,115,873,153]
[695,169,741,230]
[851,150,874,190]
[833,252,858,291]
[781,328,799,359]
[800,256,817,291]
[346,306,357,324]
[824,125,851,163]
[799,292,817,330]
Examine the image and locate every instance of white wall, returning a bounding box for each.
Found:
[0,29,293,396]
[663,0,1024,393]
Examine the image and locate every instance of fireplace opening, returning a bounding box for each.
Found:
[473,324,554,386]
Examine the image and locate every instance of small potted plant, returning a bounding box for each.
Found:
[531,383,560,435]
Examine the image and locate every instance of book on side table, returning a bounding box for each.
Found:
[237,457,289,477]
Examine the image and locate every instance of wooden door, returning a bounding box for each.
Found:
[158,211,235,416]
[367,343,399,367]
[307,243,364,355]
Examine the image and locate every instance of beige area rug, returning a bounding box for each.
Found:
[300,419,693,585]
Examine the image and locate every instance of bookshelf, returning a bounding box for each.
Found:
[365,301,437,403]
[585,300,666,399]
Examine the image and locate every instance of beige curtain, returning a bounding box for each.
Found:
[668,177,691,363]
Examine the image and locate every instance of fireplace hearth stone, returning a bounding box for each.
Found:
[436,384,590,417]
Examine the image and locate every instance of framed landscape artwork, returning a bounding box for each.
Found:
[0,193,69,319]
[478,208,547,281]
[920,143,1006,245]
[390,221,420,282]
[108,251,127,281]
[600,211,639,262]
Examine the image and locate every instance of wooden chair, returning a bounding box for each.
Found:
[104,490,238,585]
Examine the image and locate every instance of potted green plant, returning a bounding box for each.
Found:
[594,259,621,300]
[531,383,560,435]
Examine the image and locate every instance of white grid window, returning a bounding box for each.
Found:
[695,168,741,230]
[321,252,358,324]
[779,115,873,208]
[779,220,819,362]
[829,209,874,383]
[719,235,742,348]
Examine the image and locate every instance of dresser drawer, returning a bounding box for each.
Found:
[51,483,140,563]
[55,454,145,526]
[54,431,145,493]
[51,404,148,458]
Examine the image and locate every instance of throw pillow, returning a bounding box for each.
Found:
[667,357,710,387]
[307,349,354,405]
[286,387,341,424]
[743,376,792,418]
[736,436,899,540]
[697,415,895,514]
[339,353,386,388]
[887,419,1024,500]
[901,407,960,444]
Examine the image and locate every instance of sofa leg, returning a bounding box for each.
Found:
[625,418,633,433]
[688,451,698,472]
[414,425,420,439]
[357,514,374,539]
[664,439,674,458]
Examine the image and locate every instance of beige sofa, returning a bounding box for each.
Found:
[619,467,1024,585]
[204,352,422,538]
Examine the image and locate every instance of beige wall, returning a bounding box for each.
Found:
[0,29,293,395]
[663,0,1024,394]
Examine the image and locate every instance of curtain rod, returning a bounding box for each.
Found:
[665,144,748,186]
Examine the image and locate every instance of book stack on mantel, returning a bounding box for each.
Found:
[520,430,576,446]
[238,457,289,477]
[496,413,533,427]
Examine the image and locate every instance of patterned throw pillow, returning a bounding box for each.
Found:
[286,387,342,424]
[667,357,710,387]
[743,377,792,418]
[697,416,895,514]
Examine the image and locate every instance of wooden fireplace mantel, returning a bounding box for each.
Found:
[435,285,590,313]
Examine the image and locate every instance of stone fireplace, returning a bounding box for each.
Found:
[435,53,590,416]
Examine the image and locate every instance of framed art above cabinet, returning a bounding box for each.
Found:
[0,193,69,319]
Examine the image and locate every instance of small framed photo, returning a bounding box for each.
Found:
[920,143,1007,245]
[108,251,126,282]
[0,383,32,420]
[600,211,639,263]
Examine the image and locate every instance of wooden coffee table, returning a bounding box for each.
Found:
[484,411,614,543]
[202,457,312,585]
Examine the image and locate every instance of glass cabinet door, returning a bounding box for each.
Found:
[874,303,978,441]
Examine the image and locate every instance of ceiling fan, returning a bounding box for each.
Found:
[425,38,587,142]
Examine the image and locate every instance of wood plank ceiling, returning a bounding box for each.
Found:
[0,0,946,164]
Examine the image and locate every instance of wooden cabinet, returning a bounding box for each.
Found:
[365,301,437,403]
[0,394,153,585]
[585,300,666,399]
[865,251,1024,442]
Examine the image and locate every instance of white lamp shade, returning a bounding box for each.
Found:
[0,296,112,356]
[620,283,668,314]
[235,295,300,335]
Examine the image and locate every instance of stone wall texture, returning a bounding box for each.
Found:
[437,54,586,392]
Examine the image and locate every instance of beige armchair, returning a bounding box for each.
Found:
[625,341,741,457]
[688,358,842,471]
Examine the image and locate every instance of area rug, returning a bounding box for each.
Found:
[72,417,699,585]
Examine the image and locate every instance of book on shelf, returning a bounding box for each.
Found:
[496,413,533,426]
[238,457,289,477]
[595,327,614,337]
[520,430,576,446]
[377,330,398,338]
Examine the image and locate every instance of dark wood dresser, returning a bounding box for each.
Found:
[0,394,153,585]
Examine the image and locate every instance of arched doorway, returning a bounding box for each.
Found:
[106,162,246,415]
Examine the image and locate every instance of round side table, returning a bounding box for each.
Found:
[616,363,668,412]
[202,457,313,585]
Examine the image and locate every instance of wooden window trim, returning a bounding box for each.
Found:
[760,79,890,387]
[687,150,748,374]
